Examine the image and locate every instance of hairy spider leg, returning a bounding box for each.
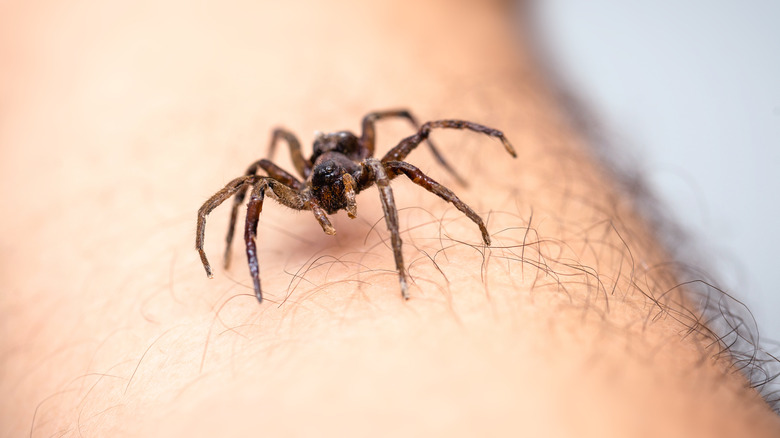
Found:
[360,110,466,185]
[361,158,409,299]
[381,120,517,164]
[224,159,303,269]
[385,160,491,245]
[267,128,312,179]
[242,177,311,302]
[197,175,259,278]
[244,184,264,301]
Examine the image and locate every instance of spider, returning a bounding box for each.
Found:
[196,109,516,303]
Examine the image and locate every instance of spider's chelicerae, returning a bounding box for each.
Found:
[196,110,516,302]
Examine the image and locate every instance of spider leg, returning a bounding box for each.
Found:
[252,159,303,189]
[267,128,312,179]
[224,159,303,269]
[362,158,409,299]
[244,182,265,301]
[360,110,466,185]
[385,160,491,245]
[381,120,517,164]
[243,177,310,303]
[197,175,258,278]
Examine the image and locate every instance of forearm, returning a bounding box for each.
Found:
[1,0,778,436]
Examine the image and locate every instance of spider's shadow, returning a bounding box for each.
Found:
[233,201,386,268]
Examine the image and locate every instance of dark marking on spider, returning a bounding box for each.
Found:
[196,109,516,303]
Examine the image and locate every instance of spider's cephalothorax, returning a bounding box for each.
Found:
[196,109,516,303]
[310,153,361,214]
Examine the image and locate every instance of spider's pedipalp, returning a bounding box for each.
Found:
[342,173,358,218]
[309,201,336,235]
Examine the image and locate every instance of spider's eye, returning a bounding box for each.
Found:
[312,160,341,187]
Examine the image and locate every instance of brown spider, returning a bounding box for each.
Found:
[196,110,516,303]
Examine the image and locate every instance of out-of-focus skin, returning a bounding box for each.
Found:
[1,0,778,436]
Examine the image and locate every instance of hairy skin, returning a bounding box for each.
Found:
[1,0,779,437]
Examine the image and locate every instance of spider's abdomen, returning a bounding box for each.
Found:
[311,131,362,161]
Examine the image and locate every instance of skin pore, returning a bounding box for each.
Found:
[1,0,778,436]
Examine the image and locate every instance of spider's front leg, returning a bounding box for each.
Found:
[244,182,265,300]
[196,175,259,278]
[385,160,491,245]
[360,110,466,185]
[382,119,517,164]
[267,128,312,179]
[224,159,302,269]
[360,158,409,299]
[242,177,312,302]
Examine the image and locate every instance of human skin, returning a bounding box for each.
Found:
[1,0,779,436]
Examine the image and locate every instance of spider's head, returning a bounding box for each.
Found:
[311,159,343,188]
[311,131,361,161]
[310,154,360,215]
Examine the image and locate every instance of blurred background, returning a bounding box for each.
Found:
[530,1,780,343]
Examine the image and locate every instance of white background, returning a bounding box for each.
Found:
[531,2,780,343]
